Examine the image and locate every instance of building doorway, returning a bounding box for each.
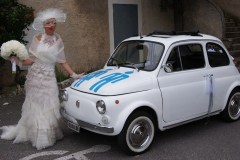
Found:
[108,0,142,53]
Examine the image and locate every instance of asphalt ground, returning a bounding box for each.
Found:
[0,89,240,160]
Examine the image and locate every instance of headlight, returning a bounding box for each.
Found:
[61,89,68,101]
[96,100,106,114]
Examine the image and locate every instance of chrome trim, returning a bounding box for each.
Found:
[163,110,221,130]
[60,107,114,133]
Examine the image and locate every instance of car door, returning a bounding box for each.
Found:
[205,42,235,112]
[158,42,210,123]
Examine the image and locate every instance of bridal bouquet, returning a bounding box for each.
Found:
[0,40,28,74]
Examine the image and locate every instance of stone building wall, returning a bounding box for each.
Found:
[142,0,174,34]
[213,0,240,19]
[15,0,240,75]
[19,0,174,73]
[19,0,110,73]
[183,0,223,39]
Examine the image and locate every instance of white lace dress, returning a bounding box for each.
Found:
[0,33,66,150]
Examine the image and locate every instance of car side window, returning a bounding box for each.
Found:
[206,43,230,67]
[166,44,205,72]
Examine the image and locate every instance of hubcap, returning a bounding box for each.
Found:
[130,122,150,147]
[127,117,154,152]
[229,93,240,119]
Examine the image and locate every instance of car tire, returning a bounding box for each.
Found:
[117,111,155,155]
[221,89,240,122]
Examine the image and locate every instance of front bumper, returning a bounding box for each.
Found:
[60,107,114,134]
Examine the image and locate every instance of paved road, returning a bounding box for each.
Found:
[0,93,240,160]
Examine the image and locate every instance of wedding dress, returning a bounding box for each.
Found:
[0,33,66,150]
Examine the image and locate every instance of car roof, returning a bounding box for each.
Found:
[124,31,222,46]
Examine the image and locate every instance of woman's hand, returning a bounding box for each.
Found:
[60,62,84,79]
[10,56,22,67]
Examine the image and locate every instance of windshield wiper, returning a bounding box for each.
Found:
[118,62,139,71]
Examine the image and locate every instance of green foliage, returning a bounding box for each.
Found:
[0,0,34,44]
[15,68,27,85]
[0,0,34,66]
[55,67,68,82]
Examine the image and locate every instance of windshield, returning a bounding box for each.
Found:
[107,41,164,71]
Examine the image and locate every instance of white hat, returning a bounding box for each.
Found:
[32,8,66,30]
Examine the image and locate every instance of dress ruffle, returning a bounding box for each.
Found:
[0,62,63,150]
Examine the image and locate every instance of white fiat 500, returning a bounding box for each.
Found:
[60,32,240,155]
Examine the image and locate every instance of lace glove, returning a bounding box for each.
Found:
[70,72,85,80]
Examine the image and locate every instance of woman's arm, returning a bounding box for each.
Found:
[22,59,34,65]
[60,62,74,76]
[11,57,34,67]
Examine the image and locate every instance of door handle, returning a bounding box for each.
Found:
[203,74,213,78]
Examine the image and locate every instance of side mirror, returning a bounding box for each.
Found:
[163,63,173,73]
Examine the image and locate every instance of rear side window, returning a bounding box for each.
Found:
[166,44,205,72]
[206,43,230,67]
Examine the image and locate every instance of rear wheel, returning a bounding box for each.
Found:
[221,89,240,121]
[118,111,155,155]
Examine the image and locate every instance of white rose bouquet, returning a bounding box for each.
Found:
[0,40,29,74]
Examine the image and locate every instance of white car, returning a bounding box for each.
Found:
[60,31,240,155]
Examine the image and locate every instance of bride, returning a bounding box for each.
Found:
[0,8,83,150]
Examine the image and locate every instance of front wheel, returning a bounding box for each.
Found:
[221,89,240,122]
[118,111,155,155]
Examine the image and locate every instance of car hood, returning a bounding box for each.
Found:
[71,67,154,95]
